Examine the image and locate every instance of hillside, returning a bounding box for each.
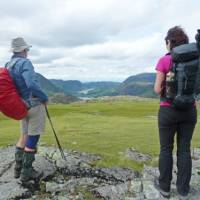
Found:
[36,73,79,103]
[117,83,155,97]
[81,82,120,97]
[50,79,82,94]
[117,73,156,97]
[123,73,156,85]
[37,72,156,98]
[83,82,121,89]
[50,79,120,97]
[49,93,79,104]
[36,73,61,95]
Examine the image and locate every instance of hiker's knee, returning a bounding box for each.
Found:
[160,144,174,156]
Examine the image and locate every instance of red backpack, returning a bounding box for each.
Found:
[0,61,28,120]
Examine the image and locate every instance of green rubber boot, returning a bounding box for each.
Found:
[14,147,24,179]
[20,151,42,183]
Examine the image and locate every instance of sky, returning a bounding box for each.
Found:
[0,0,200,82]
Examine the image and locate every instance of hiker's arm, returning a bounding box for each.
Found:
[154,71,165,94]
[21,60,48,103]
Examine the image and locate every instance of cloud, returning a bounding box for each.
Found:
[0,0,200,81]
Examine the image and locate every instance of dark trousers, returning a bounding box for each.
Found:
[158,106,197,195]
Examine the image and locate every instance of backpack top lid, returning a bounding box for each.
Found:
[171,43,199,63]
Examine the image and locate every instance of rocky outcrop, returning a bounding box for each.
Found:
[0,146,200,200]
[124,148,152,162]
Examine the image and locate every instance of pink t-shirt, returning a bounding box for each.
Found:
[155,54,173,106]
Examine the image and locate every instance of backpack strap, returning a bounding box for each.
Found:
[5,58,22,70]
[176,64,184,96]
[5,62,9,68]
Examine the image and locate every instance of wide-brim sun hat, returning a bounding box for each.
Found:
[10,37,32,53]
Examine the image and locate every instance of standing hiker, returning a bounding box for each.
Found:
[154,26,198,199]
[6,37,48,183]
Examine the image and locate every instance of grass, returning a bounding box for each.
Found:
[1,98,200,170]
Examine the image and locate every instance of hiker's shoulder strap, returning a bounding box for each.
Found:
[5,58,26,70]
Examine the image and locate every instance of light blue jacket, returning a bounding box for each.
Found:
[6,54,48,107]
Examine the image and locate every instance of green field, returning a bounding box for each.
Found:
[1,98,200,170]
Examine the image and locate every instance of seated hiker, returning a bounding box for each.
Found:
[6,37,48,183]
[154,26,198,199]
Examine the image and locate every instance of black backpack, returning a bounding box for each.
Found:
[165,42,200,110]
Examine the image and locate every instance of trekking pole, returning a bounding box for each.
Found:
[45,105,67,160]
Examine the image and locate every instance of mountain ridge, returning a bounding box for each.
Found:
[37,72,156,99]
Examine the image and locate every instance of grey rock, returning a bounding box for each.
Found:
[143,180,160,199]
[34,154,56,180]
[129,180,142,194]
[62,165,138,184]
[38,147,101,169]
[99,167,139,182]
[125,148,152,162]
[1,146,200,200]
[46,177,95,193]
[0,147,30,200]
[0,181,30,200]
[57,196,70,200]
[46,181,67,193]
[125,197,144,200]
[0,147,14,177]
[191,148,200,159]
[93,182,129,200]
[56,193,85,200]
[0,147,57,200]
[190,168,200,189]
[142,165,159,179]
